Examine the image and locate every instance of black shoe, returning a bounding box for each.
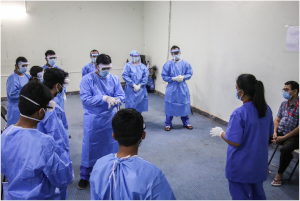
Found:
[77,179,89,190]
[69,135,71,138]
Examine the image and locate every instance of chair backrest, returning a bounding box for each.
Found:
[1,106,7,122]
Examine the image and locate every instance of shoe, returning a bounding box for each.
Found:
[271,179,283,187]
[165,126,171,131]
[184,124,193,130]
[69,135,71,138]
[77,179,89,190]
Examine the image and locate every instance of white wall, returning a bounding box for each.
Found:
[144,1,299,121]
[1,1,144,96]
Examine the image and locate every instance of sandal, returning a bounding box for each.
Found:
[184,124,193,130]
[271,179,283,186]
[165,126,171,131]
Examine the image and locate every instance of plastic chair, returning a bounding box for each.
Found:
[268,144,299,181]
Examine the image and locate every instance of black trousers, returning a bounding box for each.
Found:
[269,132,299,174]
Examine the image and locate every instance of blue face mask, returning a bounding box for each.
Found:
[283,91,292,100]
[19,67,27,73]
[56,84,64,97]
[132,57,139,63]
[173,54,180,61]
[91,57,97,63]
[235,89,242,100]
[48,59,56,66]
[39,78,44,83]
[100,70,109,77]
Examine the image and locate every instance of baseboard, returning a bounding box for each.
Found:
[154,89,228,126]
[66,91,80,96]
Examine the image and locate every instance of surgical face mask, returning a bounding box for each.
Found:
[37,71,44,82]
[56,83,64,97]
[100,70,109,77]
[283,91,292,100]
[173,54,180,61]
[91,57,97,63]
[19,67,28,73]
[132,57,140,63]
[38,78,44,83]
[235,89,243,100]
[48,59,56,66]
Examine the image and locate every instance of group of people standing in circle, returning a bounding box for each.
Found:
[1,45,298,200]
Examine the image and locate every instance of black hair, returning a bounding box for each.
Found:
[45,50,56,57]
[170,45,180,51]
[19,81,53,116]
[43,68,69,90]
[112,108,144,147]
[96,54,111,65]
[15,57,28,71]
[285,81,299,94]
[29,66,44,81]
[90,49,99,53]
[236,74,267,118]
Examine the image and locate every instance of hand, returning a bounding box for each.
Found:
[273,132,277,140]
[103,96,118,109]
[274,136,286,144]
[210,126,224,137]
[133,84,141,92]
[63,93,67,103]
[177,75,184,82]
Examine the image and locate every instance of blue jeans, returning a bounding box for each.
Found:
[165,115,190,127]
[80,166,94,180]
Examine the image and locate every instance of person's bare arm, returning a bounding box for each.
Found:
[221,132,241,147]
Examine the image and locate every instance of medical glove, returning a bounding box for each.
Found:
[103,95,118,109]
[210,127,224,137]
[133,84,140,92]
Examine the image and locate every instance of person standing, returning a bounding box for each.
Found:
[82,49,99,77]
[6,56,31,127]
[161,46,193,131]
[210,74,274,200]
[78,54,125,190]
[122,50,149,113]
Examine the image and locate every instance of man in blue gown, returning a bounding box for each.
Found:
[6,57,31,127]
[78,54,125,190]
[90,108,176,200]
[82,49,99,77]
[42,50,67,110]
[122,50,149,113]
[1,81,73,200]
[161,46,193,131]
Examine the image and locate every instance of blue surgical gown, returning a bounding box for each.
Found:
[82,62,96,77]
[1,125,73,200]
[43,64,66,111]
[122,62,149,113]
[55,105,69,132]
[6,72,30,126]
[225,102,274,183]
[90,154,176,200]
[161,60,193,116]
[80,72,125,167]
[37,104,70,154]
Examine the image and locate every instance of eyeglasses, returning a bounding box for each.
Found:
[282,88,292,92]
[171,52,180,55]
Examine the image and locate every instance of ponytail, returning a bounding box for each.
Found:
[237,74,267,118]
[253,80,267,118]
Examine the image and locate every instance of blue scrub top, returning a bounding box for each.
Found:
[225,102,274,183]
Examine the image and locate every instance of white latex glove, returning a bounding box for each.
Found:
[177,75,184,82]
[133,84,140,92]
[210,127,224,137]
[136,84,141,91]
[172,76,179,82]
[63,93,67,103]
[103,95,118,109]
[63,78,70,87]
